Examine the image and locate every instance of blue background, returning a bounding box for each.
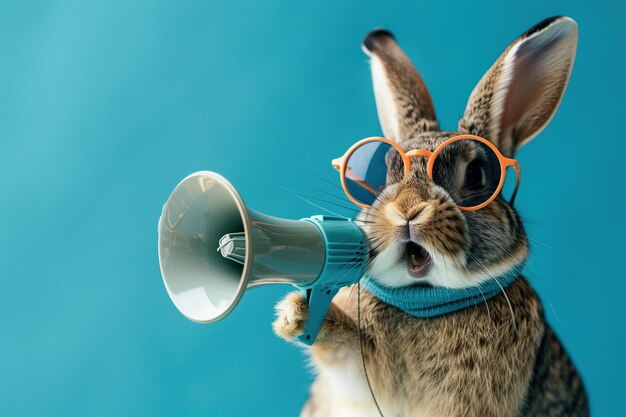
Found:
[1,1,624,416]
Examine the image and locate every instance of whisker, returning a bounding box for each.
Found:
[282,160,345,191]
[326,262,360,290]
[474,279,493,323]
[286,190,363,214]
[294,180,358,205]
[464,251,518,333]
[516,232,574,258]
[280,186,347,218]
[547,300,563,325]
[492,275,518,334]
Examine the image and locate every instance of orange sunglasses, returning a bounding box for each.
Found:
[331,134,520,211]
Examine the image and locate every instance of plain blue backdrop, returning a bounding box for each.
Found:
[1,1,624,416]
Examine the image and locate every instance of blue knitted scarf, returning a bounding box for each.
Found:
[362,263,525,317]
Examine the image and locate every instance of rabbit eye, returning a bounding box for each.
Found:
[463,159,485,190]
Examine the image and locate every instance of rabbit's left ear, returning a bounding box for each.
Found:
[363,29,439,142]
[459,16,578,157]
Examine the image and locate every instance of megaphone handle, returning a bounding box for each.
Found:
[297,285,339,345]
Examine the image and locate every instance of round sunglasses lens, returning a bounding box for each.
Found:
[432,139,501,208]
[345,141,392,206]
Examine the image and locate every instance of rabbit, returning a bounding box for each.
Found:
[273,16,588,417]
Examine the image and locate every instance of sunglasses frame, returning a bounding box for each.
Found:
[331,134,521,211]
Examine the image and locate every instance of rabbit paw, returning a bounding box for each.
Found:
[273,291,308,341]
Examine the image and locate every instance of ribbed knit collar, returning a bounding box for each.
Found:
[362,263,525,317]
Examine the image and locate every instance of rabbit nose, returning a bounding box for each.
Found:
[386,200,434,225]
[386,203,435,243]
[385,205,434,245]
[385,203,409,225]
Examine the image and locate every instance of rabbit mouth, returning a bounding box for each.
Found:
[404,241,432,278]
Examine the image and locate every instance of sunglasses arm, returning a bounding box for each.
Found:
[509,162,521,206]
[331,157,343,171]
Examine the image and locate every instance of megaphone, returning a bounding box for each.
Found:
[157,171,367,344]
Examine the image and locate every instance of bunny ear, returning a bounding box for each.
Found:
[363,29,438,142]
[459,16,578,157]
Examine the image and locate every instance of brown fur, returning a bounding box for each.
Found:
[282,278,587,416]
[274,16,587,416]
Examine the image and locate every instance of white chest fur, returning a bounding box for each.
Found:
[315,347,397,417]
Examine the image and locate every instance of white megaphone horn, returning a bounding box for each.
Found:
[157,171,368,344]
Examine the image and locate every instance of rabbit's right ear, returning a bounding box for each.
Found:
[459,16,578,157]
[363,29,438,143]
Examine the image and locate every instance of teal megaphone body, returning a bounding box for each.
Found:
[157,171,367,344]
